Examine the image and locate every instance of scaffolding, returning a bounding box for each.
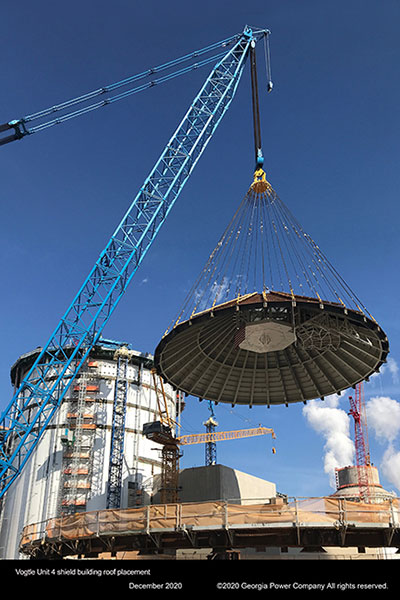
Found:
[59,366,99,514]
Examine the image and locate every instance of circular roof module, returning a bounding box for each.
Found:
[154,292,389,407]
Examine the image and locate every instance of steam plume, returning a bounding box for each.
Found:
[303,394,354,489]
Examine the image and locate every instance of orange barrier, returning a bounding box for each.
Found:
[20,496,400,551]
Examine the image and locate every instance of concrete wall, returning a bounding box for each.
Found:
[178,464,276,504]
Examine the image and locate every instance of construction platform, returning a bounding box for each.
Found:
[20,495,400,559]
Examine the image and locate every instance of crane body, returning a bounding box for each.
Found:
[0,26,272,499]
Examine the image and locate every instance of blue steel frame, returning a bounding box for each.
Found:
[0,26,268,498]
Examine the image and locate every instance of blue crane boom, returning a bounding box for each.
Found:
[0,25,271,499]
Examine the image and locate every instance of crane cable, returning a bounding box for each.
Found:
[264,32,273,92]
[250,42,263,170]
[161,30,374,334]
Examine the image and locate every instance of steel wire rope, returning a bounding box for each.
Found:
[239,194,254,295]
[209,186,265,306]
[223,203,254,301]
[234,193,254,296]
[206,195,256,308]
[267,194,295,295]
[277,195,370,314]
[183,219,246,324]
[253,192,266,292]
[268,195,310,297]
[26,53,230,134]
[271,221,292,293]
[284,219,326,299]
[277,203,346,303]
[209,203,252,306]
[265,191,284,291]
[303,233,372,316]
[239,189,259,296]
[263,33,273,88]
[24,44,236,121]
[20,33,240,131]
[267,189,323,299]
[193,193,252,313]
[248,189,262,293]
[232,191,257,297]
[260,191,274,290]
[276,198,347,302]
[252,191,262,292]
[258,192,268,292]
[164,191,251,332]
[209,189,254,301]
[230,198,251,298]
[275,218,310,297]
[253,191,261,291]
[270,189,340,302]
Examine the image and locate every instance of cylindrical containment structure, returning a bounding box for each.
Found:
[0,339,181,559]
[334,465,395,502]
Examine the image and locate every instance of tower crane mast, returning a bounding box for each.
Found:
[143,370,276,503]
[348,382,371,502]
[0,26,272,498]
[204,401,218,466]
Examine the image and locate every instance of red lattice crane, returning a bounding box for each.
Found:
[348,382,371,502]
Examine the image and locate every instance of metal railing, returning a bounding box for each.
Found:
[19,495,400,552]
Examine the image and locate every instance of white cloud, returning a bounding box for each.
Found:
[370,357,399,384]
[366,395,400,493]
[387,357,399,384]
[381,444,400,493]
[303,395,354,489]
[366,396,400,443]
[193,276,230,313]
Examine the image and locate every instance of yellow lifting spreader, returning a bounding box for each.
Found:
[251,168,271,194]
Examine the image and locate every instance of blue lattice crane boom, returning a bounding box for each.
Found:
[0,25,272,499]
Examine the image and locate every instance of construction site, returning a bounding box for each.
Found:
[0,22,399,569]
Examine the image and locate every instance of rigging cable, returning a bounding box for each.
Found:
[264,32,274,92]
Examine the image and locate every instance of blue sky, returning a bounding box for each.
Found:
[1,0,400,499]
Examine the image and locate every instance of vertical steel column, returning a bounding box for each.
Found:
[106,349,131,508]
